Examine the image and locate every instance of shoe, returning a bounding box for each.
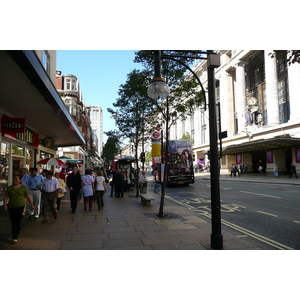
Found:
[54,212,58,219]
[42,220,48,223]
[72,210,76,214]
[33,216,39,220]
[10,240,17,245]
[84,206,87,211]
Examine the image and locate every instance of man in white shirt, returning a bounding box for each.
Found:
[41,171,60,223]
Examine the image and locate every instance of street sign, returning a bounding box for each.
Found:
[152,131,161,139]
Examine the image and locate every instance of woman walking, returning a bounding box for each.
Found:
[95,170,107,210]
[54,172,66,211]
[82,169,95,211]
[3,175,35,244]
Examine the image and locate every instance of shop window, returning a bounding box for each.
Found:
[0,142,9,206]
[12,144,24,156]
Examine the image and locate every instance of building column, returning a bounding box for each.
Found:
[235,61,246,133]
[264,51,280,125]
[287,58,300,122]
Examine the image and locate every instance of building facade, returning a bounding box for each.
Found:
[0,50,85,206]
[170,50,300,175]
[56,72,101,168]
[85,105,103,156]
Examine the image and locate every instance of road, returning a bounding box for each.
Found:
[165,178,300,250]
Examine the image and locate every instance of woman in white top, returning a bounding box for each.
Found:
[82,169,95,211]
[95,170,107,210]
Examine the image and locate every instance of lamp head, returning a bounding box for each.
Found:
[147,77,170,100]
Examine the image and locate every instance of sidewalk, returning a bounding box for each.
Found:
[195,171,300,185]
[1,173,296,250]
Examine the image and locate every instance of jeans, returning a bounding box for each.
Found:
[95,190,105,209]
[8,206,24,240]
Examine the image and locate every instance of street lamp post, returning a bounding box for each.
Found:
[147,50,223,249]
[207,51,223,249]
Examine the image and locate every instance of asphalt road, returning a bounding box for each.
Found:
[165,179,300,250]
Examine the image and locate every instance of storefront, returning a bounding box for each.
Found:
[0,50,85,206]
[222,136,300,174]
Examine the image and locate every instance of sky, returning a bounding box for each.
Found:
[56,50,144,143]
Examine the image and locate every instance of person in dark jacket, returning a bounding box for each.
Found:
[66,166,82,213]
[114,169,124,197]
[289,163,298,179]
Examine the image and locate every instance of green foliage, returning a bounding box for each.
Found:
[102,130,122,163]
[181,132,191,139]
[107,69,152,143]
[270,50,300,65]
[134,50,204,130]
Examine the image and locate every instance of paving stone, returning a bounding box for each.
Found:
[103,238,144,249]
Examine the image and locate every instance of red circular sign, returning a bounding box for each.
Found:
[152,132,160,139]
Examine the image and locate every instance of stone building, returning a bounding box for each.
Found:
[169,50,300,175]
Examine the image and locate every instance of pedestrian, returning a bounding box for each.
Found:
[239,165,244,175]
[230,164,235,177]
[28,167,44,219]
[3,175,35,244]
[66,166,82,213]
[289,163,298,179]
[41,171,60,223]
[244,164,248,176]
[235,165,240,177]
[82,169,95,211]
[95,170,107,210]
[114,169,124,197]
[273,164,279,176]
[77,169,83,201]
[139,170,147,194]
[19,167,31,216]
[59,168,67,181]
[54,172,66,211]
[109,170,116,197]
[40,169,48,213]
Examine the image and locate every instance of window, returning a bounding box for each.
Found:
[66,79,71,90]
[277,56,290,123]
[42,51,50,75]
[65,78,77,91]
[71,79,76,91]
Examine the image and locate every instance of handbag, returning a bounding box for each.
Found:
[62,187,67,193]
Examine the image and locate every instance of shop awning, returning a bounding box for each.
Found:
[222,136,300,155]
[0,50,85,147]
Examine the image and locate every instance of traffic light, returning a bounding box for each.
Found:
[140,152,146,162]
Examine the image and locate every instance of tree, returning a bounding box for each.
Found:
[102,130,122,165]
[270,50,300,65]
[107,69,152,196]
[134,51,205,217]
